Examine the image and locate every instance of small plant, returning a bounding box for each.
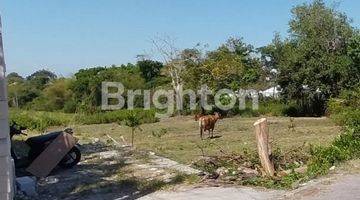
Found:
[124,111,142,147]
[288,117,296,131]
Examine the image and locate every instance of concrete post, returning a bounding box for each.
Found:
[0,15,14,200]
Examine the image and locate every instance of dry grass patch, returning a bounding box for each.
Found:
[73,116,341,165]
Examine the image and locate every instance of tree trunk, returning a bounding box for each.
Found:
[131,129,134,147]
[253,118,275,177]
[175,83,182,115]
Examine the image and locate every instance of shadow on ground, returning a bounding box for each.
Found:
[31,142,186,200]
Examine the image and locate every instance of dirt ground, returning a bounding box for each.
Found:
[25,150,359,200]
[16,141,200,200]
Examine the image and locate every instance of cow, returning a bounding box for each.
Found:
[195,112,221,139]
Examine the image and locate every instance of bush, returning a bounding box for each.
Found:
[328,88,360,131]
[281,103,300,117]
[222,100,285,117]
[258,100,285,116]
[10,109,72,131]
[63,100,77,113]
[307,129,360,177]
[307,92,360,177]
[9,108,158,131]
[74,109,158,125]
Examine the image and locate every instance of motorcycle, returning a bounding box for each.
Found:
[10,123,82,169]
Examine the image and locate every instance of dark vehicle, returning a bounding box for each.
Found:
[10,123,81,169]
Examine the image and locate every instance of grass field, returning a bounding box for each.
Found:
[63,116,342,165]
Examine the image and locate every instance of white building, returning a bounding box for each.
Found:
[259,86,280,98]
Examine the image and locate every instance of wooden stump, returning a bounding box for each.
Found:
[253,118,274,177]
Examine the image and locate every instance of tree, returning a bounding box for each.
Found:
[124,112,142,147]
[27,69,57,90]
[181,47,204,90]
[152,36,190,114]
[258,33,284,86]
[183,38,263,91]
[137,60,163,82]
[263,0,357,115]
[71,65,146,112]
[346,32,360,89]
[30,78,74,111]
[7,72,24,84]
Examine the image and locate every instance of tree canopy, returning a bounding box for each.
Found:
[260,0,359,115]
[6,0,360,116]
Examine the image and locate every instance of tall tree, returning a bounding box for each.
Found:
[72,65,146,112]
[7,73,25,107]
[137,59,164,85]
[6,72,24,84]
[152,36,187,114]
[183,38,263,91]
[30,78,74,111]
[27,69,57,90]
[263,0,357,115]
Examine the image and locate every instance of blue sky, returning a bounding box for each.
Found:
[1,0,359,77]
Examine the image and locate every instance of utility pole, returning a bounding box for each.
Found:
[0,15,14,200]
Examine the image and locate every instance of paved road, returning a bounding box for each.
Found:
[139,174,360,200]
[284,174,360,200]
[139,186,281,200]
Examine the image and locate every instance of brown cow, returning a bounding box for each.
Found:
[194,113,203,121]
[195,112,221,139]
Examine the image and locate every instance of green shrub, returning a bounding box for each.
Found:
[281,103,300,117]
[74,109,158,125]
[10,109,72,131]
[63,100,77,113]
[227,100,291,117]
[307,93,360,177]
[307,129,360,177]
[258,100,285,116]
[328,88,360,131]
[9,108,158,131]
[225,101,277,117]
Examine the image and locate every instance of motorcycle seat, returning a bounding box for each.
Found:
[26,131,62,147]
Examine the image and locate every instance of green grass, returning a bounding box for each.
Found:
[14,115,344,189]
[70,116,341,165]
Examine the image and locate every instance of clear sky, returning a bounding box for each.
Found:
[1,0,359,77]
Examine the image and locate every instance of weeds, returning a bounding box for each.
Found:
[192,144,310,189]
[10,109,72,132]
[10,108,158,131]
[192,104,360,189]
[74,109,158,125]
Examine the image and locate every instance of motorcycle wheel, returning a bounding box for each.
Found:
[58,146,81,168]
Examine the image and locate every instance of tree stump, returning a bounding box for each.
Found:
[253,118,274,177]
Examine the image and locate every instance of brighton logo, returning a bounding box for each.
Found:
[101,82,259,118]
